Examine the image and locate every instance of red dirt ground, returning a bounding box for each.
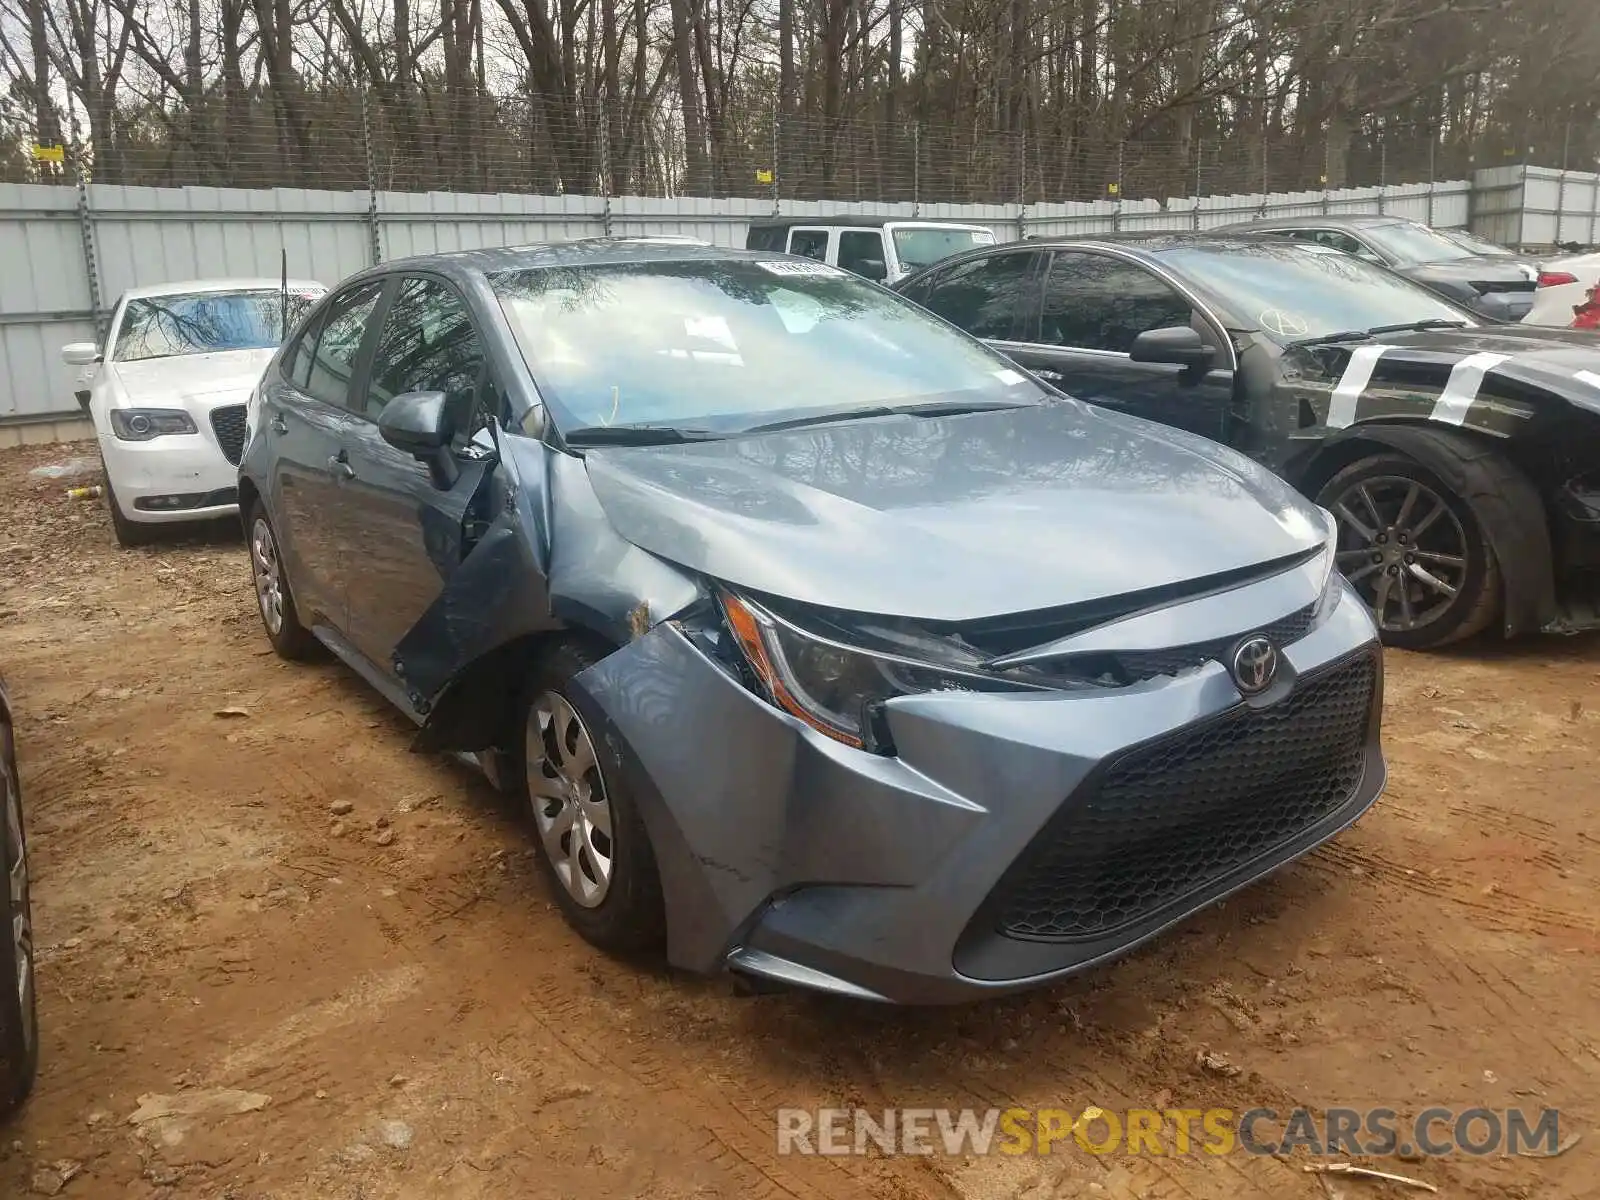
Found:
[1,441,1594,1198]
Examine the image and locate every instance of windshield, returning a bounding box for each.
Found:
[113,289,323,362]
[893,227,997,271]
[1158,243,1476,344]
[490,258,1045,434]
[1360,222,1478,265]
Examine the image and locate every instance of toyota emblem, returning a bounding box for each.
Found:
[1230,635,1278,695]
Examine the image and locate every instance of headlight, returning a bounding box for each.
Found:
[1313,504,1342,616]
[109,408,197,441]
[719,591,1037,751]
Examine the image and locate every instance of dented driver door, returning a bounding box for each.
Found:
[336,276,499,680]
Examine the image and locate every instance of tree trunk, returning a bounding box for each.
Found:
[668,0,707,193]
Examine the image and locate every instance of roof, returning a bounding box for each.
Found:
[122,277,326,301]
[1212,214,1410,231]
[744,216,993,230]
[1020,230,1283,252]
[357,237,794,278]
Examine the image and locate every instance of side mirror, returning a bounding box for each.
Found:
[855,258,888,282]
[1128,326,1216,372]
[62,342,101,366]
[378,390,458,488]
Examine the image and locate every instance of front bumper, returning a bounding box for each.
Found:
[99,403,246,524]
[570,577,1384,1004]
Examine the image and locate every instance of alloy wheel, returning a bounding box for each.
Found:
[2,749,33,1057]
[250,517,285,635]
[1329,475,1469,634]
[525,693,614,908]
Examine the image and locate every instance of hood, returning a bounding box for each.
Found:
[579,401,1329,623]
[1291,325,1600,421]
[111,349,276,406]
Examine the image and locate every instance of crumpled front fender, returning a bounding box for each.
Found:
[565,623,984,973]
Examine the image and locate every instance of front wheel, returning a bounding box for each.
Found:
[1317,452,1501,650]
[105,478,157,548]
[0,720,38,1119]
[518,641,666,956]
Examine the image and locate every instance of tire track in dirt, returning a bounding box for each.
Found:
[5,444,1600,1200]
[522,975,954,1200]
[1305,832,1597,939]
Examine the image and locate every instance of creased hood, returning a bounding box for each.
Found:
[112,349,275,405]
[1316,326,1600,416]
[580,401,1329,623]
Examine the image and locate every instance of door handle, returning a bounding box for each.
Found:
[327,452,355,481]
[269,415,288,435]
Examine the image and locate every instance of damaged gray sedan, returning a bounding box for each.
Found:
[238,238,1386,1003]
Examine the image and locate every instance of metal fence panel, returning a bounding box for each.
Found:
[0,184,96,422]
[89,186,375,304]
[0,167,1591,425]
[379,191,606,260]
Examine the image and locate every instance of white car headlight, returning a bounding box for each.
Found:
[108,408,197,440]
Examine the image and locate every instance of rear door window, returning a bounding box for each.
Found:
[787,229,830,262]
[304,281,385,410]
[285,310,322,389]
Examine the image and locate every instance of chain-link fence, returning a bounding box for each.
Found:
[4,91,1591,204]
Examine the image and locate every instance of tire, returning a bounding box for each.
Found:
[246,502,320,661]
[517,640,666,956]
[0,716,39,1120]
[1317,452,1501,650]
[105,477,157,548]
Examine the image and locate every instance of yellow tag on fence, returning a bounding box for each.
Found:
[756,168,774,185]
[33,144,64,164]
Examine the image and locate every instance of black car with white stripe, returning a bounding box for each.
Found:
[895,232,1600,649]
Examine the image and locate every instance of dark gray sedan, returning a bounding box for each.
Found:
[1213,214,1544,320]
[238,238,1385,1003]
[0,671,36,1118]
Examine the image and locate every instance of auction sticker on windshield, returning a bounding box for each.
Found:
[758,260,848,277]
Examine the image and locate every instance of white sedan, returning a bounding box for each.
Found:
[1521,250,1600,330]
[62,278,325,546]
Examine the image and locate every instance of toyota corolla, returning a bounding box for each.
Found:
[238,239,1386,1003]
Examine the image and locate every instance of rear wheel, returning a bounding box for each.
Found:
[0,716,38,1119]
[248,503,319,661]
[1317,452,1500,649]
[518,641,665,956]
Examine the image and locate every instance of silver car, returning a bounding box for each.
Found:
[239,239,1386,1003]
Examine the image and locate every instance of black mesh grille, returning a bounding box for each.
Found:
[994,652,1375,942]
[210,404,248,466]
[1110,603,1317,683]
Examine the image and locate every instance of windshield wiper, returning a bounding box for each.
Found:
[1287,319,1470,348]
[741,398,1035,436]
[562,424,724,447]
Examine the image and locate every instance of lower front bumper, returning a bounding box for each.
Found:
[569,579,1385,1005]
[100,433,240,524]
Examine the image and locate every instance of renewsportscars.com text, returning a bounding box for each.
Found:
[776,1106,1561,1158]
